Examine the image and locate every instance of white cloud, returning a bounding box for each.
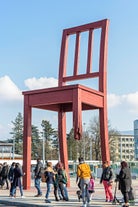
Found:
[24,77,58,90]
[108,91,138,114]
[0,76,22,102]
[122,92,138,106]
[122,92,138,113]
[107,93,122,108]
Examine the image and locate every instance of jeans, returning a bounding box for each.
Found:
[45,183,53,199]
[35,178,42,195]
[12,185,23,196]
[63,183,69,200]
[80,178,90,204]
[9,182,14,196]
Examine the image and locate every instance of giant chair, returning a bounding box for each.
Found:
[22,19,110,189]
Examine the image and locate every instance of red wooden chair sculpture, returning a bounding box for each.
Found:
[22,19,110,189]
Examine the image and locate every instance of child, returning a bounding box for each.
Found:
[88,174,95,201]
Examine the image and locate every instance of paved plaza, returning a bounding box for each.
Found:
[0,178,137,207]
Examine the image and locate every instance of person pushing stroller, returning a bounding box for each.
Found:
[116,161,132,207]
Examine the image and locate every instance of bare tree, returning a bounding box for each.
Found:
[88,116,120,161]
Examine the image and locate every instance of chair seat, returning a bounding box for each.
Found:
[23,84,104,112]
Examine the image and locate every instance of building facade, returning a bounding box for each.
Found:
[119,135,134,161]
[134,120,138,160]
[114,135,134,161]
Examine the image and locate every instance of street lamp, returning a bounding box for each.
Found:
[120,137,122,161]
[90,136,92,160]
[83,123,86,160]
[42,133,45,167]
[12,138,15,160]
[39,132,45,167]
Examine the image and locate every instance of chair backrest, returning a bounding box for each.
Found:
[58,19,109,93]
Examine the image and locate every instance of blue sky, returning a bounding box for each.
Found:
[0,0,138,139]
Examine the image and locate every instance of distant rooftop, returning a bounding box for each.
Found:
[119,130,134,135]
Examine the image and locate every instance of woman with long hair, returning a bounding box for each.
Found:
[118,161,132,207]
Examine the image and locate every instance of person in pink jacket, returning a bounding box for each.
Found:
[88,174,95,201]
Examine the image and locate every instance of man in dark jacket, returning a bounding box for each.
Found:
[1,162,9,189]
[8,162,16,196]
[34,158,43,197]
[118,161,132,207]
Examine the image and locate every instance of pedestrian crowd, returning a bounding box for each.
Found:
[34,158,69,203]
[0,158,134,207]
[0,161,25,198]
[76,158,133,207]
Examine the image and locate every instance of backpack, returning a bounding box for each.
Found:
[58,169,67,184]
[41,168,46,182]
[1,166,9,177]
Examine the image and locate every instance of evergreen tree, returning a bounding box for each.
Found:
[10,112,23,155]
[51,129,60,160]
[31,125,41,159]
[67,128,77,160]
[41,120,56,160]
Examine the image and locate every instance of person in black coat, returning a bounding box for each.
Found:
[1,162,9,189]
[8,162,16,196]
[118,161,132,207]
[11,163,24,198]
[34,158,43,197]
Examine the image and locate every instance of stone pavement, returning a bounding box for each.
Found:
[0,178,138,207]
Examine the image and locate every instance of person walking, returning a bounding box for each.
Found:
[11,163,24,198]
[88,173,95,201]
[34,158,43,197]
[1,162,9,189]
[100,161,114,202]
[44,162,55,203]
[117,161,132,207]
[55,161,69,201]
[76,157,91,207]
[0,163,3,188]
[8,162,16,196]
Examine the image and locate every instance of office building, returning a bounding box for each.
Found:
[134,119,138,160]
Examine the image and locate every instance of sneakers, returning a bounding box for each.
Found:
[45,199,51,203]
[34,194,42,197]
[11,196,25,199]
[55,197,59,201]
[105,199,113,202]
